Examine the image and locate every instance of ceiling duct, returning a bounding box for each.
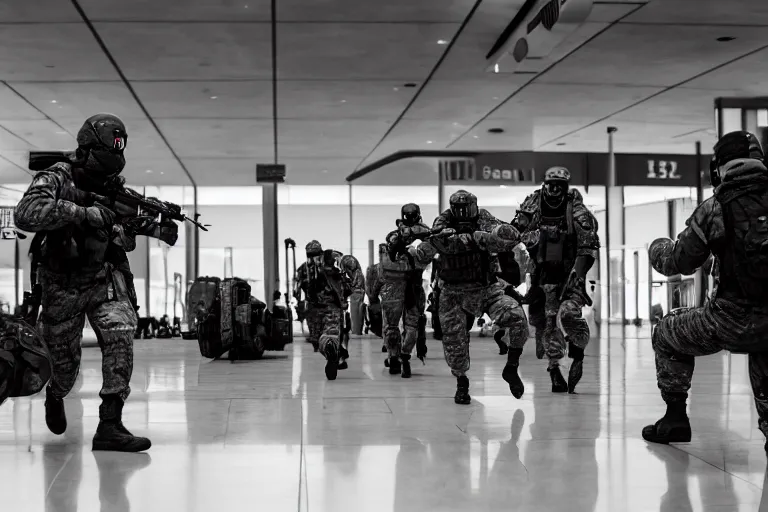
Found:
[486,0,594,73]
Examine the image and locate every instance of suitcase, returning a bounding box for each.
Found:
[193,276,252,359]
[0,316,52,407]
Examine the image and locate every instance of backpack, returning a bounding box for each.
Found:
[716,186,768,302]
[0,316,52,406]
[192,277,260,359]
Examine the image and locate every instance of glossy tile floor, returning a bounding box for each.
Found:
[2,325,768,512]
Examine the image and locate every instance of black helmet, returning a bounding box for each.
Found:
[541,166,570,207]
[401,203,421,227]
[75,113,128,177]
[449,190,478,222]
[305,240,323,257]
[710,130,764,186]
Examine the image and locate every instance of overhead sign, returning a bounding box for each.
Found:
[611,154,705,187]
[256,164,286,183]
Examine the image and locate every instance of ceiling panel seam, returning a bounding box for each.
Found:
[352,0,484,172]
[446,2,647,149]
[0,124,37,148]
[536,43,768,148]
[69,0,198,187]
[2,81,76,138]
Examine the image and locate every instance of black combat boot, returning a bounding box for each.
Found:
[384,357,390,368]
[549,365,568,393]
[454,376,471,405]
[401,354,411,379]
[493,330,509,355]
[382,344,388,353]
[324,344,338,381]
[389,356,401,375]
[567,342,584,394]
[501,348,524,399]
[641,399,692,444]
[312,341,319,353]
[92,396,151,452]
[45,387,67,435]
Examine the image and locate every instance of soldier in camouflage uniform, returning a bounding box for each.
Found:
[643,131,768,447]
[295,242,322,352]
[297,241,353,380]
[14,114,178,452]
[511,167,600,394]
[381,204,431,377]
[340,255,366,335]
[409,190,528,404]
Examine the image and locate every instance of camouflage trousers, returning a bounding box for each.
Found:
[38,266,137,411]
[381,280,425,358]
[653,298,768,438]
[440,282,527,378]
[311,305,344,360]
[349,291,365,335]
[306,305,322,345]
[528,284,590,368]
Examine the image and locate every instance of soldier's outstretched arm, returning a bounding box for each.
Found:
[14,171,86,232]
[476,209,506,232]
[649,199,716,276]
[473,225,522,253]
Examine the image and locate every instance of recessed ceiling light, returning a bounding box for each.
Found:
[492,97,499,100]
[403,83,417,88]
[393,87,399,91]
[146,169,153,173]
[160,171,164,175]
[55,131,67,135]
[50,100,57,104]
[488,127,505,134]
[340,99,346,103]
[321,169,328,173]
[437,39,448,45]
[493,64,500,73]
[210,96,218,99]
[716,36,736,42]
[426,140,433,144]
[473,135,479,139]
[556,142,566,146]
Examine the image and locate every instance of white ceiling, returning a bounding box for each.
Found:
[0,0,766,187]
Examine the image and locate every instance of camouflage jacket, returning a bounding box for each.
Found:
[295,253,352,308]
[365,263,383,304]
[511,188,600,262]
[410,225,522,267]
[340,255,365,295]
[649,158,768,304]
[14,163,171,274]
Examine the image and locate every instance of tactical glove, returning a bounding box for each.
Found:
[84,204,116,228]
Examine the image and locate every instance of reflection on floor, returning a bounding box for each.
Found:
[1,326,767,512]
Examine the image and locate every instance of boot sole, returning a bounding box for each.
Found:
[641,425,692,444]
[92,439,152,453]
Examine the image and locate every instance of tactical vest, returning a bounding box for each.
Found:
[440,250,492,286]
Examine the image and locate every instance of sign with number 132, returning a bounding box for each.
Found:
[647,160,680,180]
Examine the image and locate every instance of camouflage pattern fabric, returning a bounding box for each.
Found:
[412,225,528,378]
[316,307,344,359]
[652,299,768,436]
[381,281,420,358]
[365,263,383,304]
[439,283,527,377]
[648,158,768,439]
[305,305,322,345]
[38,267,137,407]
[527,284,590,367]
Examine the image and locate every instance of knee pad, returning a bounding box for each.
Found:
[568,342,584,361]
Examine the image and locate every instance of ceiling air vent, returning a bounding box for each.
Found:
[487,0,594,73]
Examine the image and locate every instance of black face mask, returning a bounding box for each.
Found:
[542,181,567,209]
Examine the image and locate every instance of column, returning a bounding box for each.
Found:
[604,127,626,324]
[262,183,279,304]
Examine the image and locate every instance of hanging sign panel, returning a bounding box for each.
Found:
[0,207,16,239]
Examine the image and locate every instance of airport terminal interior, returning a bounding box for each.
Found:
[2,0,768,510]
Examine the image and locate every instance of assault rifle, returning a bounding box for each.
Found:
[28,150,208,232]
